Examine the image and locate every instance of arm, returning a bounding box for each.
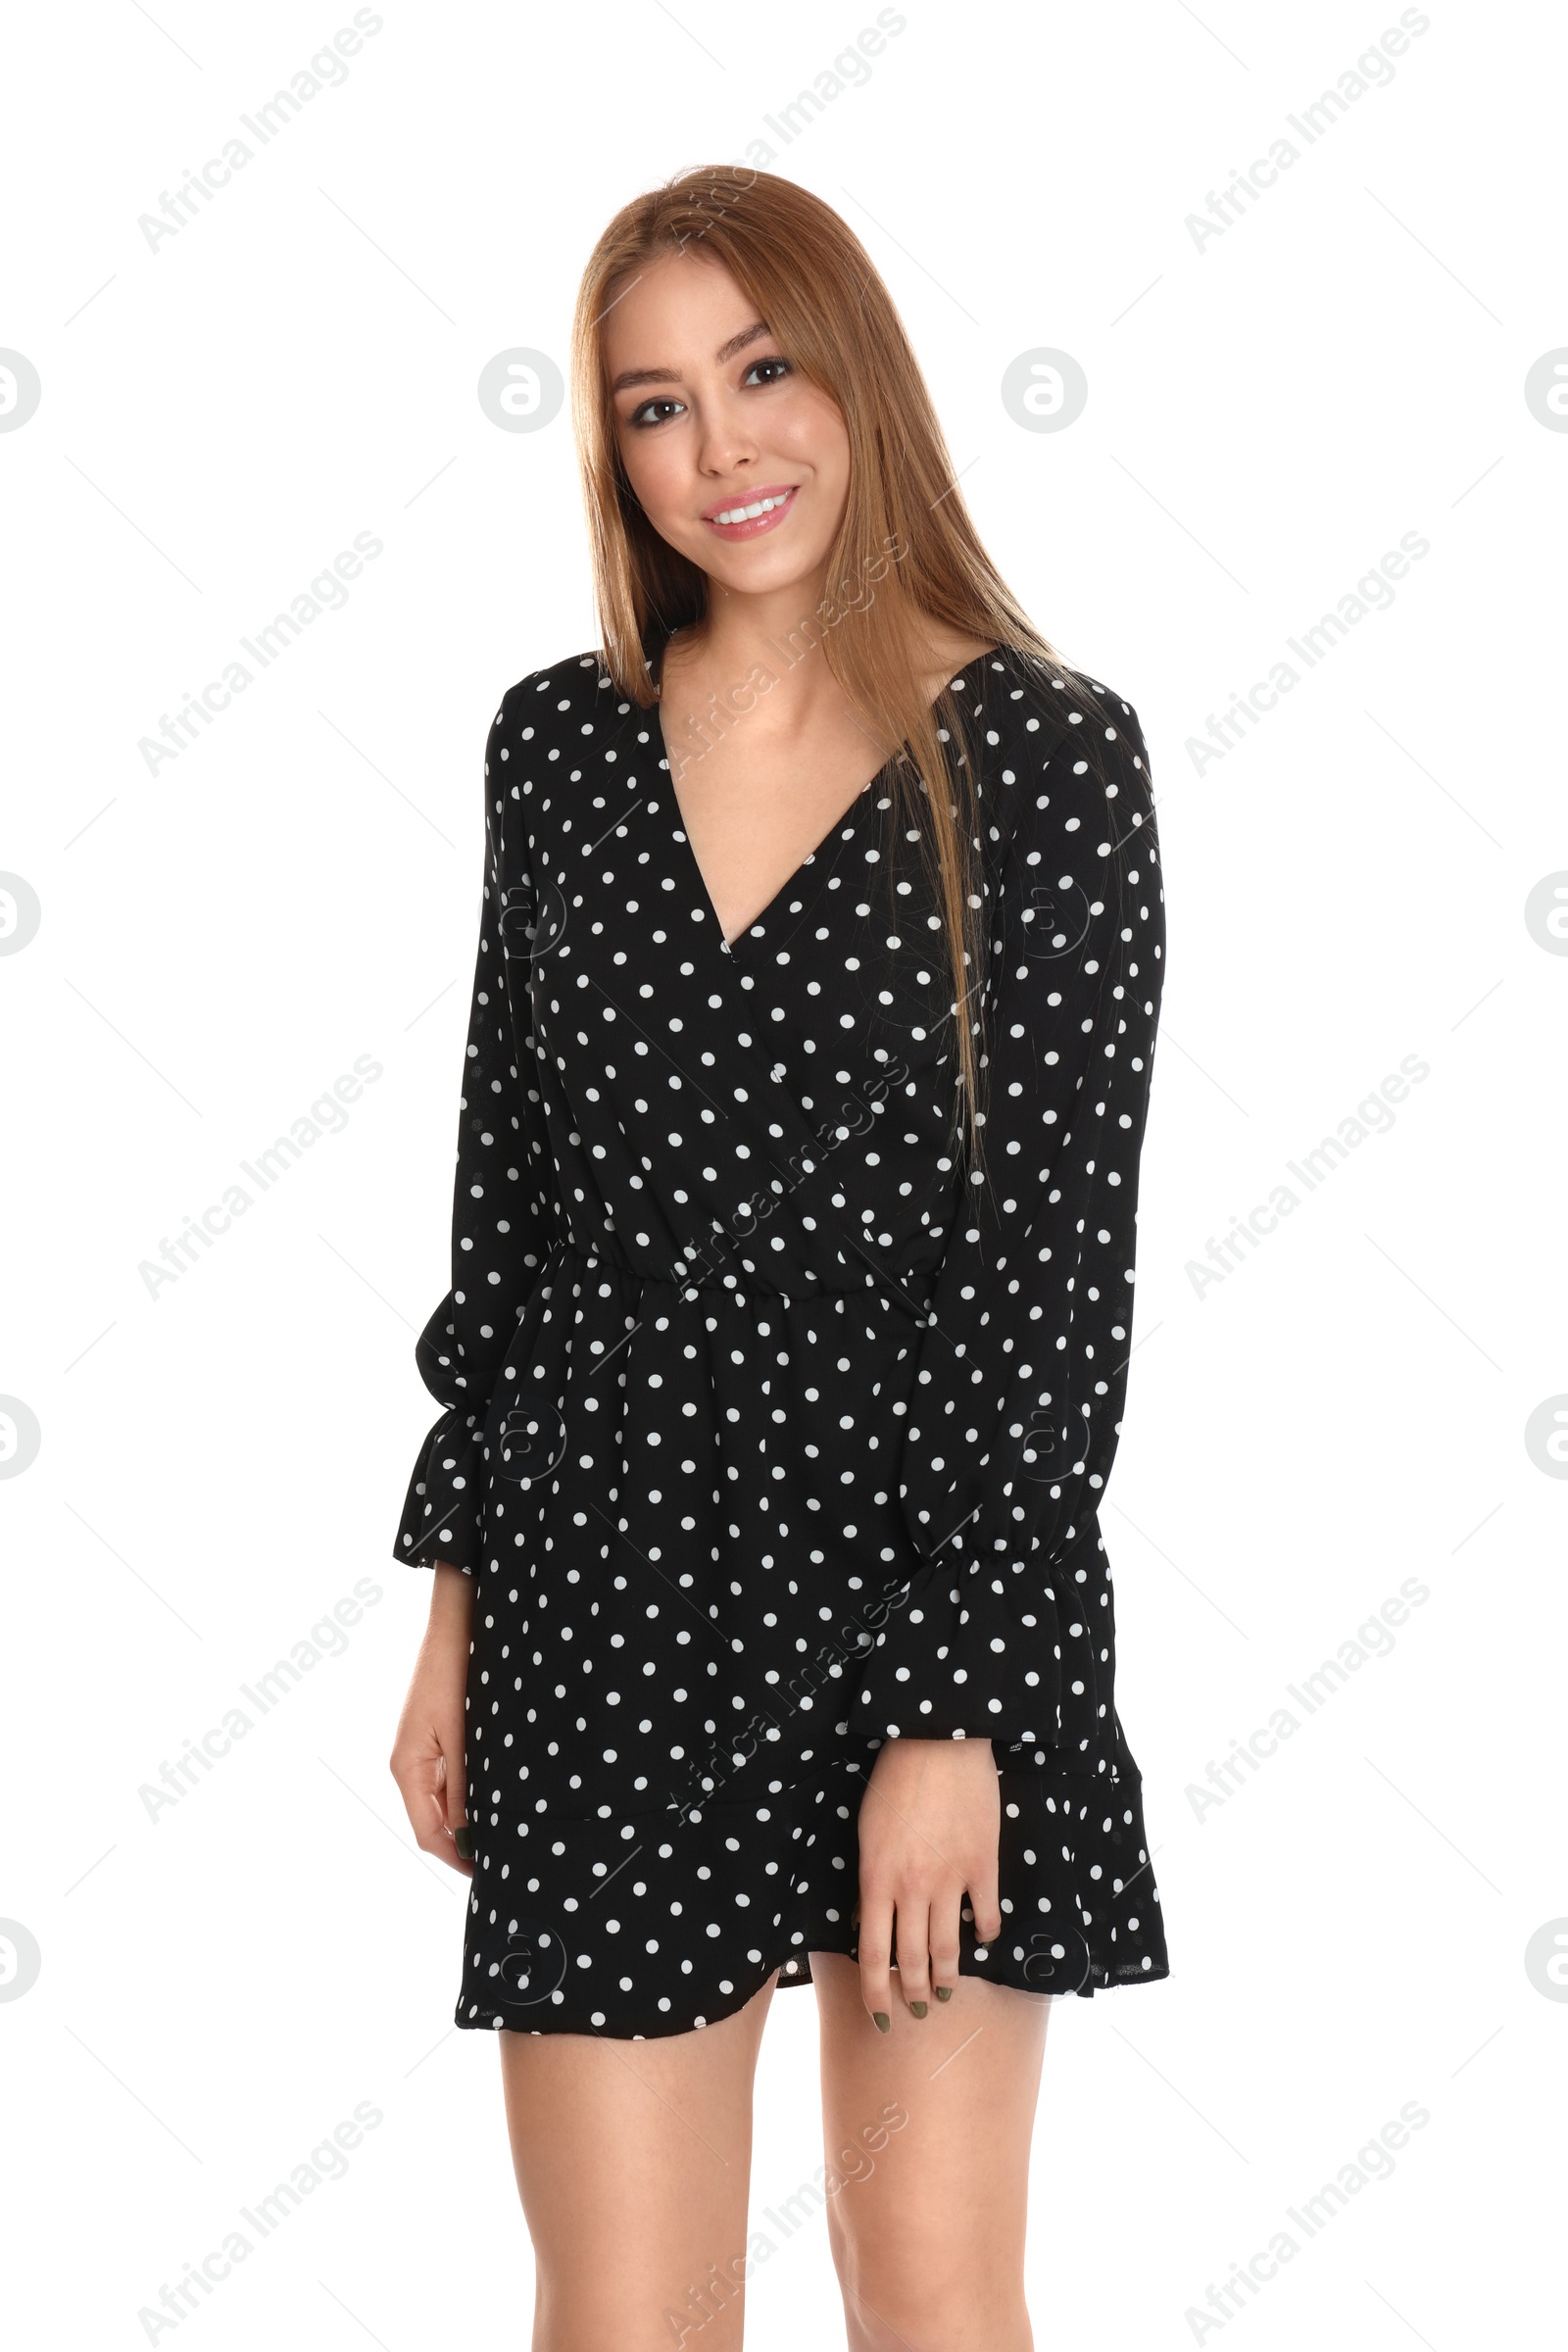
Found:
[390,680,558,1862]
[392,680,559,1574]
[853,682,1164,2025]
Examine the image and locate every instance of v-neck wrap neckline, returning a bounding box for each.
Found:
[663,777,870,957]
[646,630,1003,952]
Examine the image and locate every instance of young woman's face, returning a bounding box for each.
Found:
[604,251,851,610]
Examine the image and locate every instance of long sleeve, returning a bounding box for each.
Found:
[393,682,559,1573]
[852,685,1164,1764]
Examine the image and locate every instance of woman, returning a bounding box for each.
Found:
[390,166,1169,2350]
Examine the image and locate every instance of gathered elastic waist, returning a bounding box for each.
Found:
[540,1231,934,1315]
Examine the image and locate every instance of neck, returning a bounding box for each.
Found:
[656,575,858,720]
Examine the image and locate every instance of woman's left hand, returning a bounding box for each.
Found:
[854,1736,1003,2029]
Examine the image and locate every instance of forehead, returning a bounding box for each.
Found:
[602,250,763,382]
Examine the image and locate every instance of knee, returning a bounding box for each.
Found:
[844,2291,1029,2352]
[835,2237,1028,2352]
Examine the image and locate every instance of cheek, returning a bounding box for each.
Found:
[618,431,692,525]
[779,392,849,474]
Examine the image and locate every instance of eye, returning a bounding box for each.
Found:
[627,395,686,430]
[742,355,793,387]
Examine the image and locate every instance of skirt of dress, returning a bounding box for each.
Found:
[448,1241,1170,2036]
[457,1695,1168,2037]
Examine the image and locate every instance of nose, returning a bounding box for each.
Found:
[695,391,760,482]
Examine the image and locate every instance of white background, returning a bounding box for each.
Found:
[2,1,1564,2343]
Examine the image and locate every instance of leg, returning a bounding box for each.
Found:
[809,1950,1051,2352]
[498,1969,781,2351]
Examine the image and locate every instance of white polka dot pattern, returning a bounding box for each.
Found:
[394,642,1169,2036]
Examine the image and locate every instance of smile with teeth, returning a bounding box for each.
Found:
[707,487,797,526]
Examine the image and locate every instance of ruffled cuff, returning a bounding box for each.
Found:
[849,1517,1111,1767]
[850,1548,1060,1755]
[393,1405,486,1573]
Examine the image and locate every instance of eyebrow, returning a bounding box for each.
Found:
[609,319,772,395]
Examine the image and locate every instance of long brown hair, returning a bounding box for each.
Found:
[569,164,1114,1161]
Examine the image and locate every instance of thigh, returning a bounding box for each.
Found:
[498,1969,780,2352]
[809,1949,1051,2352]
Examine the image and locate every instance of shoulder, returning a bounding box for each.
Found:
[972,646,1155,864]
[981,644,1150,771]
[481,648,653,879]
[488,646,629,742]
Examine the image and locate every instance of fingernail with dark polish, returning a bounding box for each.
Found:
[454,1823,476,1859]
[935,1984,953,2001]
[873,2011,891,2033]
[910,2001,928,2019]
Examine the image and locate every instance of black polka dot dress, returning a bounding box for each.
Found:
[394,638,1171,2038]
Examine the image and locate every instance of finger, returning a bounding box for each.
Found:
[393,1757,447,1856]
[434,1740,475,1875]
[929,1890,962,2003]
[894,1897,933,2017]
[967,1855,1004,1948]
[858,1888,896,2034]
[435,1735,470,1838]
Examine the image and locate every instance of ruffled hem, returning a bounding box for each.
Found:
[447,1754,1168,2040]
[455,1930,1170,2040]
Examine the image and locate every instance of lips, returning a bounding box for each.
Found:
[701,483,800,541]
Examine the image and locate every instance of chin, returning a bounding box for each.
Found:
[718,553,816,591]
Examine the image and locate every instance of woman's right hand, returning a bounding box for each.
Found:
[389,1560,475,1875]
